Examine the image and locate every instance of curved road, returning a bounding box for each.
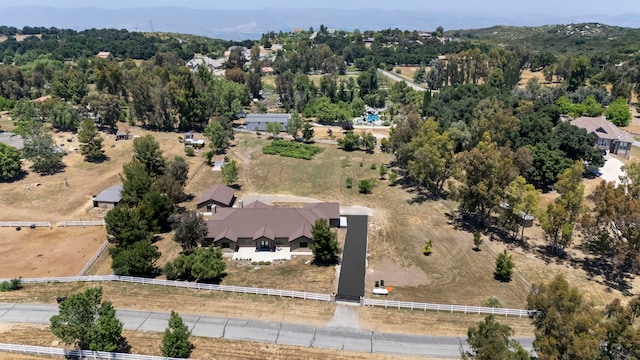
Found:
[0,303,534,358]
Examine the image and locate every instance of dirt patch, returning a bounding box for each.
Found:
[0,227,105,278]
[368,258,429,287]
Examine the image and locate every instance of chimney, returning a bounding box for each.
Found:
[213,205,216,213]
[240,200,244,208]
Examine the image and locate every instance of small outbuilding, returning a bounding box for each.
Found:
[93,185,123,208]
[116,127,131,141]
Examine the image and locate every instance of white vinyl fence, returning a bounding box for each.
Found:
[0,221,51,228]
[9,275,332,302]
[57,220,106,227]
[362,298,534,317]
[0,343,183,360]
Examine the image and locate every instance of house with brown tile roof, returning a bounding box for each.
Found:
[196,184,236,213]
[204,201,340,253]
[571,116,634,159]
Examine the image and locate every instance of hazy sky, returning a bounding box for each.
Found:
[1,0,639,15]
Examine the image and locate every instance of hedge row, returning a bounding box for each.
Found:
[262,140,322,160]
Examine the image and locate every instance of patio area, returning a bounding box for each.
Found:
[231,247,313,262]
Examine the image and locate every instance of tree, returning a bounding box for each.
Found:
[132,134,165,177]
[406,119,455,197]
[310,218,339,265]
[265,121,281,139]
[120,160,154,205]
[541,161,585,255]
[152,174,186,204]
[105,205,153,248]
[473,231,483,250]
[110,239,161,276]
[78,119,104,162]
[286,112,303,139]
[221,159,239,186]
[567,56,590,91]
[161,311,194,358]
[81,93,122,129]
[494,250,514,281]
[50,287,127,352]
[527,275,600,360]
[465,315,529,360]
[302,121,314,142]
[605,97,632,127]
[0,142,21,180]
[171,211,208,253]
[204,120,229,154]
[22,124,64,175]
[136,190,174,233]
[423,240,433,255]
[49,102,81,131]
[505,176,540,242]
[358,178,376,194]
[164,247,226,282]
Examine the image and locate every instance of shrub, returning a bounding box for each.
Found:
[0,277,22,292]
[262,140,322,160]
[184,146,195,157]
[370,163,377,170]
[345,177,353,188]
[423,240,433,256]
[495,250,515,281]
[473,231,483,250]
[389,171,398,184]
[358,178,376,194]
[484,296,503,308]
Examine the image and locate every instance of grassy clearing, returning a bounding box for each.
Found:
[262,139,322,160]
[0,324,425,360]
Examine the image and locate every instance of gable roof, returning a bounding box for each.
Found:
[206,202,339,242]
[93,185,123,204]
[196,184,236,207]
[244,113,291,124]
[571,116,634,143]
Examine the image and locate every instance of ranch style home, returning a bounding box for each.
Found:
[571,116,634,159]
[204,201,340,253]
[196,184,236,213]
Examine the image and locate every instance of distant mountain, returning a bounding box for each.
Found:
[0,6,637,40]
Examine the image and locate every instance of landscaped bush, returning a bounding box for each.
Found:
[0,277,22,292]
[262,140,322,160]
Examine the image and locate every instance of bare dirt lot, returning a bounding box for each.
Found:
[0,227,105,278]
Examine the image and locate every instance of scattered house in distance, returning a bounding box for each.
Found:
[261,66,275,75]
[0,132,24,151]
[184,131,205,149]
[96,51,113,59]
[571,116,634,159]
[204,201,340,253]
[196,184,237,213]
[115,127,131,141]
[186,55,225,73]
[93,185,123,208]
[243,113,291,132]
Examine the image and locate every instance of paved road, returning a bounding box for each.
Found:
[0,303,535,358]
[377,69,427,92]
[336,215,368,302]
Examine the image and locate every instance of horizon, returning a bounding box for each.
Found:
[1,0,639,17]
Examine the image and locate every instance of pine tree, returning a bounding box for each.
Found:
[78,119,105,161]
[161,311,194,358]
[310,218,339,265]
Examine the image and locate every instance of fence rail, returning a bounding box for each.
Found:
[0,221,51,228]
[0,343,183,359]
[362,298,534,317]
[77,240,110,276]
[57,220,106,227]
[7,275,332,302]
